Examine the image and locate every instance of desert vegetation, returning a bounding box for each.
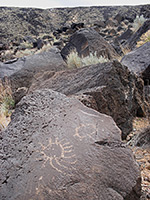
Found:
[132,14,147,32]
[0,78,14,130]
[0,4,150,199]
[136,30,150,47]
[67,51,109,68]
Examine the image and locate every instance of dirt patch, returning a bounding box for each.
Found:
[127,117,150,199]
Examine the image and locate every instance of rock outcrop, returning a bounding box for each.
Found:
[121,42,150,84]
[0,47,66,79]
[1,5,149,43]
[0,89,141,200]
[0,47,67,102]
[61,28,118,60]
[28,60,149,139]
[125,20,150,50]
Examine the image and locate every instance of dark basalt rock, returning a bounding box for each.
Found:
[61,27,118,60]
[93,20,106,28]
[28,60,149,139]
[117,28,133,44]
[114,13,124,23]
[0,5,149,44]
[0,47,67,103]
[126,20,150,50]
[121,42,150,85]
[0,89,141,200]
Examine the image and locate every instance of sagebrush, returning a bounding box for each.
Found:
[67,50,109,68]
[132,15,146,32]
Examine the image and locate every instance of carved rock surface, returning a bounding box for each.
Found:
[0,89,141,200]
[61,28,118,60]
[28,61,149,139]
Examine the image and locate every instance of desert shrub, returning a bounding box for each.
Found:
[35,43,52,54]
[16,43,52,58]
[67,50,82,68]
[136,30,150,47]
[67,50,109,68]
[132,15,146,32]
[0,78,15,129]
[82,52,109,66]
[20,41,33,49]
[16,49,34,58]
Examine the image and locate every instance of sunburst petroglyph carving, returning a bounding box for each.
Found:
[36,137,77,174]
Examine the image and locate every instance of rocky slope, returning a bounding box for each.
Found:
[0,5,150,43]
[0,4,150,200]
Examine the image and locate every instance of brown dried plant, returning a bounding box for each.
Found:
[136,30,150,47]
[0,77,15,130]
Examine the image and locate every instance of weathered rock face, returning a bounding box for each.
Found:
[28,61,149,139]
[0,47,67,102]
[121,42,150,84]
[61,28,118,60]
[117,28,133,44]
[126,20,150,50]
[0,89,141,200]
[0,47,66,78]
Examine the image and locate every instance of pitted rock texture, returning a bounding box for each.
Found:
[28,60,149,139]
[0,47,66,102]
[0,89,141,200]
[121,42,150,85]
[61,28,118,60]
[0,47,66,79]
[0,5,150,43]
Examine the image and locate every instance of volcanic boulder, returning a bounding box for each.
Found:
[28,60,149,139]
[61,27,118,60]
[121,42,150,85]
[0,89,141,200]
[125,20,150,50]
[0,47,67,102]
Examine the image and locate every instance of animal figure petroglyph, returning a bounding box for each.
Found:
[74,123,97,141]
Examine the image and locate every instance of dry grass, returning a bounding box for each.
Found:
[127,117,150,198]
[116,45,132,61]
[66,50,82,68]
[67,50,109,68]
[136,30,150,47]
[132,117,150,131]
[0,77,14,130]
[15,43,52,58]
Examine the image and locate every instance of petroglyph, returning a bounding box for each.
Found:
[36,137,77,174]
[74,123,98,141]
[79,110,100,118]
